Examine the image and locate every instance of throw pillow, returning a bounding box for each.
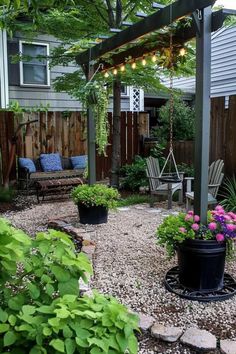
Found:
[40,153,63,172]
[19,158,36,173]
[70,155,87,169]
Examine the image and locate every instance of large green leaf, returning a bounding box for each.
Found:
[58,278,79,296]
[49,339,65,353]
[3,331,17,346]
[65,338,76,354]
[51,265,71,282]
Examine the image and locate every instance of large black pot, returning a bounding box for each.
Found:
[177,239,226,292]
[78,204,108,225]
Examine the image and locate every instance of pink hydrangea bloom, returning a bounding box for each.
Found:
[185,214,193,222]
[194,215,200,222]
[216,233,224,242]
[191,223,199,231]
[208,222,217,231]
[226,224,236,232]
[215,205,224,212]
[188,211,194,216]
[228,212,236,219]
[179,227,187,233]
[224,215,231,221]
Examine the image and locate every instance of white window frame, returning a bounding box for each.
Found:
[19,41,50,87]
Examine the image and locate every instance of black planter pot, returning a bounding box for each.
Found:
[177,239,226,292]
[78,204,108,225]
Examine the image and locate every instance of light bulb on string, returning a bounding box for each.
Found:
[104,71,109,78]
[151,53,157,63]
[179,47,187,57]
[113,68,118,75]
[142,57,147,66]
[120,64,125,72]
[131,61,136,69]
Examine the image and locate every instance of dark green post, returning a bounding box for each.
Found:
[194,6,212,223]
[86,64,96,185]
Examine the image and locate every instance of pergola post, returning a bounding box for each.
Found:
[194,6,212,223]
[86,64,96,185]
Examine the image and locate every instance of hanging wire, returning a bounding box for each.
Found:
[159,0,180,181]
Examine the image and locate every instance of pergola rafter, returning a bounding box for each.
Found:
[75,0,236,223]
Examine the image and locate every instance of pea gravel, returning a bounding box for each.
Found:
[2,199,236,353]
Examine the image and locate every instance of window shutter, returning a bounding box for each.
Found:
[8,40,20,86]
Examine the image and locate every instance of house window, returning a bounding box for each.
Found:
[121,85,127,95]
[19,41,50,86]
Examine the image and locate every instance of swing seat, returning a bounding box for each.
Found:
[146,156,183,207]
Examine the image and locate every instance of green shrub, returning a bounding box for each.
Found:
[0,186,15,203]
[220,176,236,212]
[0,219,139,353]
[120,156,148,191]
[177,163,194,177]
[152,96,195,143]
[71,184,120,209]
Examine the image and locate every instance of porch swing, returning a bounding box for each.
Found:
[146,14,183,209]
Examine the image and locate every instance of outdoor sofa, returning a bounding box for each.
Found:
[18,153,87,190]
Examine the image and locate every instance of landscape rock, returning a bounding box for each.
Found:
[220,339,236,354]
[180,327,217,350]
[151,323,183,342]
[138,313,155,331]
[79,278,90,293]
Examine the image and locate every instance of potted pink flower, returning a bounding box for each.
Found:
[157,205,236,292]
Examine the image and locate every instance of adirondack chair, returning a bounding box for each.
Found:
[185,159,224,211]
[146,156,183,207]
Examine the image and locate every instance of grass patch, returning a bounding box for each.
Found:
[117,194,150,207]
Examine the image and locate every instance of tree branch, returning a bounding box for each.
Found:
[105,0,115,27]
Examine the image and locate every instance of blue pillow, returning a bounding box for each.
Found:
[40,153,63,172]
[19,158,36,173]
[70,155,87,169]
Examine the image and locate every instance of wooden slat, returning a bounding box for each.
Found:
[127,112,133,164]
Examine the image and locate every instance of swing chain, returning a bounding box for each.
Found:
[169,27,174,152]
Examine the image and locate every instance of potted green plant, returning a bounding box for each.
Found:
[157,205,236,292]
[71,184,120,224]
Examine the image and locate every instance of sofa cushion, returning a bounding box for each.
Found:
[70,155,87,169]
[40,153,63,172]
[19,157,36,173]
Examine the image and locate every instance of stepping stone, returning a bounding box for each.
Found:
[138,313,155,332]
[79,278,89,293]
[180,327,217,350]
[147,209,162,213]
[151,323,183,342]
[117,207,130,211]
[220,339,236,354]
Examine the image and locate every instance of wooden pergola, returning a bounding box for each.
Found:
[76,0,236,223]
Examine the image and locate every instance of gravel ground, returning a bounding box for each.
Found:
[2,198,236,353]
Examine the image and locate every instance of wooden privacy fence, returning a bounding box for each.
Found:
[0,111,142,183]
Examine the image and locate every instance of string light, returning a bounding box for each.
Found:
[131,61,136,69]
[120,64,125,72]
[142,57,147,66]
[113,68,118,75]
[179,47,187,57]
[104,71,109,78]
[151,53,157,62]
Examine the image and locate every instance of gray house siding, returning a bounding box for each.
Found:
[160,26,236,98]
[7,33,130,111]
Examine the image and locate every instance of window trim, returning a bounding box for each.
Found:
[19,41,50,87]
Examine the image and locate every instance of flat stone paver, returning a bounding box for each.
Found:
[180,327,217,350]
[151,323,183,343]
[220,339,236,354]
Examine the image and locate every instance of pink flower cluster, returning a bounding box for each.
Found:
[178,205,236,242]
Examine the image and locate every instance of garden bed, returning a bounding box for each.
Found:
[2,199,236,353]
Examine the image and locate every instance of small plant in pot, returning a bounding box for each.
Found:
[72,184,120,224]
[157,205,236,292]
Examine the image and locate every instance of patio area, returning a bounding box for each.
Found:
[3,199,236,353]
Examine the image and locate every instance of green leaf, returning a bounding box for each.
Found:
[65,338,76,354]
[37,305,53,314]
[22,305,36,316]
[46,283,54,296]
[75,337,89,348]
[49,339,65,353]
[27,283,40,299]
[88,338,108,352]
[0,308,8,323]
[51,265,71,282]
[63,325,73,338]
[8,315,17,326]
[29,346,43,354]
[116,333,128,352]
[58,278,79,296]
[8,294,25,311]
[0,324,10,333]
[128,334,138,354]
[43,327,52,336]
[55,308,70,319]
[90,348,102,354]
[3,331,17,347]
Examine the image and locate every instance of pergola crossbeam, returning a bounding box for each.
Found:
[76,0,215,65]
